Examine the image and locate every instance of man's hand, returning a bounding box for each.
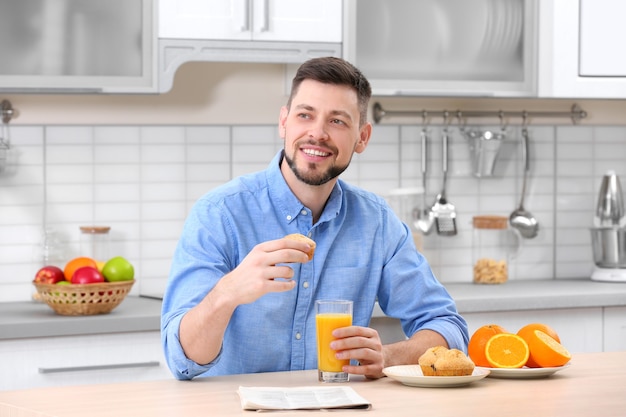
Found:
[214,237,312,305]
[329,326,385,379]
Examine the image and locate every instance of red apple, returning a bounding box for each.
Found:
[34,266,66,284]
[71,266,105,284]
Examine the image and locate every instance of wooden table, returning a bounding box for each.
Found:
[1,351,625,417]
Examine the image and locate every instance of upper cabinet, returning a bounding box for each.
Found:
[159,0,341,43]
[0,0,156,93]
[157,0,343,92]
[343,0,538,97]
[538,0,626,98]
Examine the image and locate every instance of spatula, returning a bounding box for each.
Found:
[432,127,457,236]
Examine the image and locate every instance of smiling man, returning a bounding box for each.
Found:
[161,57,468,380]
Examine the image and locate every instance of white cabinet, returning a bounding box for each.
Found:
[604,307,626,352]
[159,0,341,43]
[0,0,157,93]
[0,331,171,391]
[538,0,626,98]
[157,0,342,92]
[343,0,538,97]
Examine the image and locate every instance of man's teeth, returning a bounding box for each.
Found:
[303,149,329,157]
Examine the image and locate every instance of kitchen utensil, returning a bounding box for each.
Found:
[594,170,625,227]
[415,128,435,234]
[464,128,506,177]
[509,127,539,239]
[432,127,457,236]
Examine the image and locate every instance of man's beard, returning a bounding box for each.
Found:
[284,150,350,186]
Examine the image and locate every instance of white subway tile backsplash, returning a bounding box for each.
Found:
[1,123,625,301]
[94,126,141,144]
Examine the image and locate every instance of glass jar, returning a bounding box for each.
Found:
[79,226,110,262]
[472,215,509,284]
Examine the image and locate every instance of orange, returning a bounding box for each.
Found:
[64,257,98,282]
[517,323,561,368]
[525,330,571,368]
[485,333,530,368]
[468,324,507,367]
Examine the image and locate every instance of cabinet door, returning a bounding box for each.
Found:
[0,332,171,391]
[344,0,537,97]
[603,307,626,352]
[0,0,156,93]
[538,0,626,98]
[251,0,341,43]
[159,0,341,43]
[159,0,251,40]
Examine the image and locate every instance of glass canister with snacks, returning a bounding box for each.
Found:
[472,215,509,284]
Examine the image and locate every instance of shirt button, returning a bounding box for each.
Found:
[303,281,309,289]
[295,332,302,340]
[286,215,292,221]
[301,209,307,215]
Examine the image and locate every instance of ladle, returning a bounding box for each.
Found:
[415,128,435,234]
[509,127,539,238]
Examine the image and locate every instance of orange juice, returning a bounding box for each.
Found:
[316,313,352,372]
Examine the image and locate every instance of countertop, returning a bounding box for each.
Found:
[2,279,626,341]
[1,351,625,417]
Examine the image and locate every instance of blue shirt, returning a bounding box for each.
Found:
[161,150,468,379]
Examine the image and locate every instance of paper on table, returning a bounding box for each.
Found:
[237,386,372,411]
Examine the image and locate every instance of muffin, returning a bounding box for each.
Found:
[418,346,475,376]
[284,233,316,261]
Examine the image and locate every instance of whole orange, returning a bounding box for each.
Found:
[517,323,561,368]
[468,324,507,367]
[525,330,571,367]
[64,257,98,282]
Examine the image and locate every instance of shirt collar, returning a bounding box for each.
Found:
[266,150,343,226]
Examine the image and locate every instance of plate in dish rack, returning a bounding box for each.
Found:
[383,365,490,388]
[481,363,571,379]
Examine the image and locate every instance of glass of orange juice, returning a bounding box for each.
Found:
[315,300,353,382]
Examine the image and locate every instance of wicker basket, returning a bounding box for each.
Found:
[33,280,135,316]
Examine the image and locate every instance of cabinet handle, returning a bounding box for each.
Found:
[240,0,250,31]
[38,361,160,374]
[259,0,269,32]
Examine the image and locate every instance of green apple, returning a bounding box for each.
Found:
[102,256,135,282]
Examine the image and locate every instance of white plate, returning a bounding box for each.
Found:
[481,363,571,379]
[383,365,490,388]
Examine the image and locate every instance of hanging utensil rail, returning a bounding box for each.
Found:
[372,102,587,125]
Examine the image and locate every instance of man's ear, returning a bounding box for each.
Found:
[278,106,289,138]
[355,122,372,154]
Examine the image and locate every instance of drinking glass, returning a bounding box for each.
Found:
[315,300,353,382]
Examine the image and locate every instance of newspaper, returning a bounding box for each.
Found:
[237,386,372,411]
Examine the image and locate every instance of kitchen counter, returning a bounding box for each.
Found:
[2,279,626,340]
[1,351,624,417]
[0,296,162,340]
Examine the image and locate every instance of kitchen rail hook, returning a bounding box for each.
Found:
[1,100,14,124]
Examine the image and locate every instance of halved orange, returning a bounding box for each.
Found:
[517,323,561,368]
[468,324,507,367]
[525,330,571,368]
[485,333,529,368]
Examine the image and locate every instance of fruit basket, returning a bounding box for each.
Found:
[33,280,135,316]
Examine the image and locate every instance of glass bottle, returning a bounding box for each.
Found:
[472,215,509,284]
[79,226,111,262]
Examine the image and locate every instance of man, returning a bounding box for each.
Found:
[161,56,468,380]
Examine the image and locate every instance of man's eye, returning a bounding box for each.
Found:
[298,113,311,119]
[331,119,346,125]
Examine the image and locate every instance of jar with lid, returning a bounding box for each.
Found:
[79,226,110,262]
[472,215,509,284]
